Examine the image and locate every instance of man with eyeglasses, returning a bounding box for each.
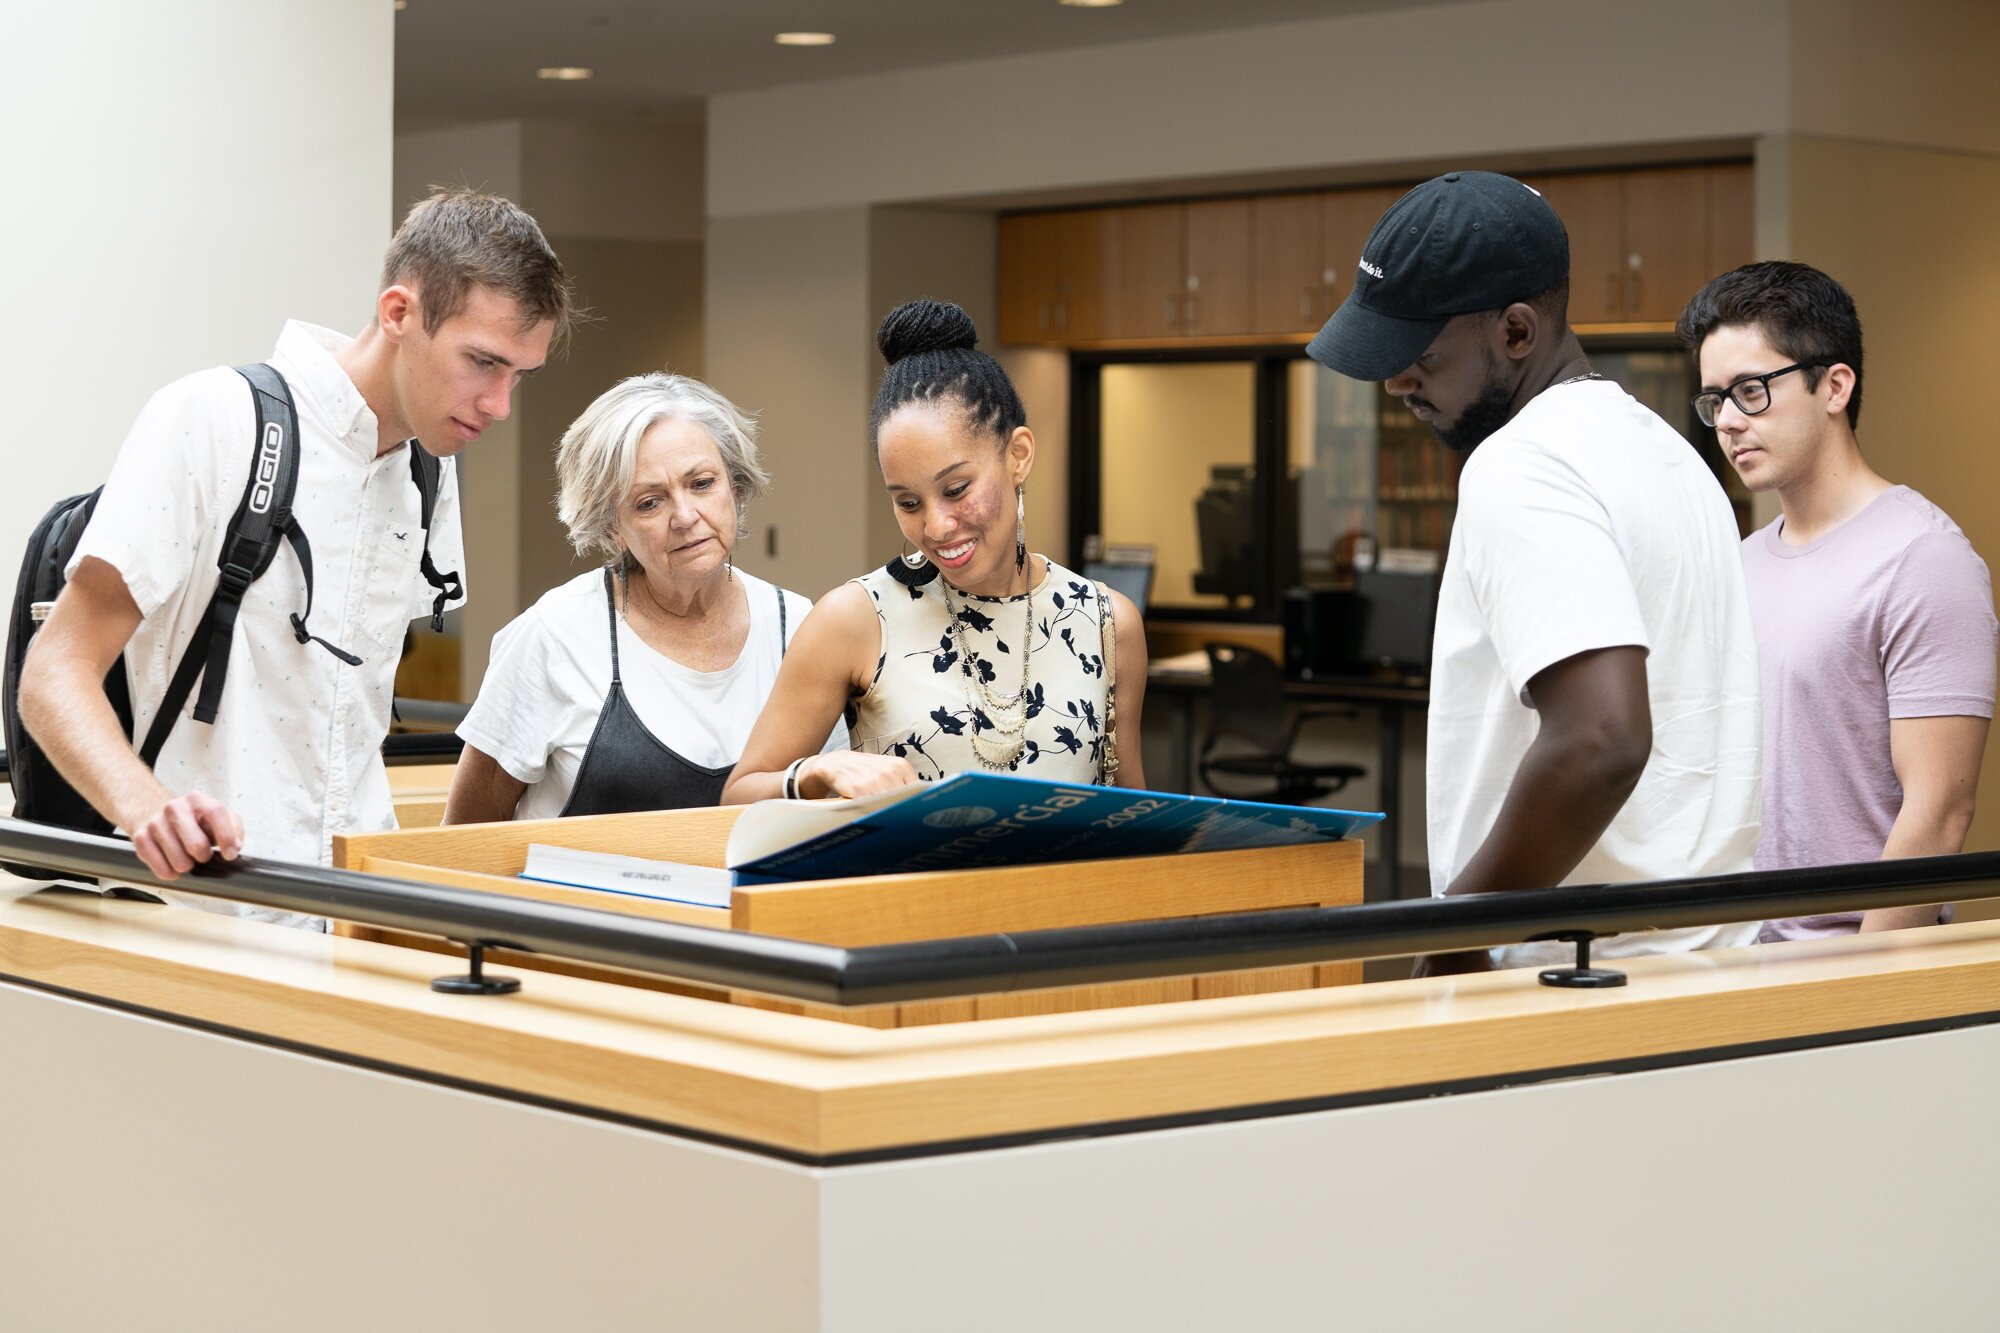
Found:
[1307,172,1762,976]
[1679,261,1995,939]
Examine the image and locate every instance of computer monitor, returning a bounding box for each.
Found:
[1353,569,1439,676]
[1083,559,1153,614]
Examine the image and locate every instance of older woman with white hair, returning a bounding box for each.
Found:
[445,373,843,821]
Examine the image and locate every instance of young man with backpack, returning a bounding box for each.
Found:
[17,189,574,921]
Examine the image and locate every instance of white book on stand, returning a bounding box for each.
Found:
[519,844,733,908]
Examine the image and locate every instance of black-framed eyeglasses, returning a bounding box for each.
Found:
[1691,360,1833,428]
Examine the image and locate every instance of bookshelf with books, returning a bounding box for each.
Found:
[1293,368,1460,588]
[1372,393,1462,556]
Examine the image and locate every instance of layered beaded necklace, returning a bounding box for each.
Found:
[936,566,1036,770]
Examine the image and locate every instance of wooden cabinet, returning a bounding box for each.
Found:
[1097,199,1254,340]
[1101,202,1185,339]
[997,209,1104,343]
[1250,194,1321,336]
[1249,187,1403,338]
[1524,163,1756,326]
[1183,199,1253,337]
[1524,171,1627,323]
[1000,164,1753,344]
[1622,166,1714,322]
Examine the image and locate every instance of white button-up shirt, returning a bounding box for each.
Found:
[71,322,467,924]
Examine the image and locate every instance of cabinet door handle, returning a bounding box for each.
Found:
[1185,293,1199,329]
[1055,300,1068,335]
[1603,273,1619,317]
[1165,294,1180,329]
[1300,288,1315,323]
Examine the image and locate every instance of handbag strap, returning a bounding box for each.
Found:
[1096,580,1120,786]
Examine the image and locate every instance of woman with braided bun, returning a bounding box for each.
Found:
[722,299,1147,803]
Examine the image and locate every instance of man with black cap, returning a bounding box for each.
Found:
[1307,170,1762,974]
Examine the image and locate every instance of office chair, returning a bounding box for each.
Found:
[1198,643,1365,806]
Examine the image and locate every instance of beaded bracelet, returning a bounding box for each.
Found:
[782,756,808,800]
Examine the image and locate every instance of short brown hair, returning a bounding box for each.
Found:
[381,188,577,354]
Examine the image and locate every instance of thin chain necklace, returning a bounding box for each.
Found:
[937,565,1036,769]
[1553,371,1606,388]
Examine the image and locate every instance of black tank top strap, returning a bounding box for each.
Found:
[602,565,623,683]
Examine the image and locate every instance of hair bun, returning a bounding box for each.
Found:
[877,299,978,364]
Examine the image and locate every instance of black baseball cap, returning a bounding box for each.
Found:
[1306,171,1569,381]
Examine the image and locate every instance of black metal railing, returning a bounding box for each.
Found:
[382,731,465,763]
[3,816,1997,1005]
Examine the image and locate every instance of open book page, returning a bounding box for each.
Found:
[722,781,928,868]
[724,773,1382,884]
[520,844,734,908]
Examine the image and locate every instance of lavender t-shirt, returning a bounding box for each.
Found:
[1744,486,1997,940]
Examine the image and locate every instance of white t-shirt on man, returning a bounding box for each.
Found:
[1427,378,1762,969]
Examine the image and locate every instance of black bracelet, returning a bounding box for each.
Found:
[783,757,807,800]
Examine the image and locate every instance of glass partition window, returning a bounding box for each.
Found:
[1099,362,1257,611]
[1077,341,1738,621]
[1288,360,1460,589]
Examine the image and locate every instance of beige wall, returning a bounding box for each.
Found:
[709,0,1789,218]
[1788,0,2000,156]
[514,236,707,611]
[1784,134,2000,858]
[522,120,706,244]
[3,2,392,570]
[865,207,1003,565]
[704,207,875,599]
[997,347,1073,565]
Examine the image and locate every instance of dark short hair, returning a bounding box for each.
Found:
[382,188,578,354]
[869,299,1026,456]
[1676,261,1864,429]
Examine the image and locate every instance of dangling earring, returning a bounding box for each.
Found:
[890,538,938,590]
[1014,484,1027,574]
[609,548,633,614]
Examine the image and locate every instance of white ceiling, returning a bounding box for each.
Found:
[394,0,1427,128]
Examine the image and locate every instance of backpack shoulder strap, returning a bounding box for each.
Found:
[407,445,463,631]
[139,364,361,763]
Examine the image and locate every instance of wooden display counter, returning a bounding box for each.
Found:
[331,807,1365,1026]
[6,873,2000,1328]
[4,884,1999,1161]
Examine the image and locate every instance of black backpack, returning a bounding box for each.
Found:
[2,363,461,873]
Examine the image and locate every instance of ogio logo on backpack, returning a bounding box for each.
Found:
[249,421,284,514]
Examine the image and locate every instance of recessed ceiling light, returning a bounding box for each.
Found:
[537,67,595,80]
[774,32,836,46]
[1059,0,1124,7]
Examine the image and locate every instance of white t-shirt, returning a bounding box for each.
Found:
[1427,379,1762,969]
[70,321,466,926]
[460,567,845,820]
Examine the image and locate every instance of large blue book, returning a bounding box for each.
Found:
[724,773,1382,885]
